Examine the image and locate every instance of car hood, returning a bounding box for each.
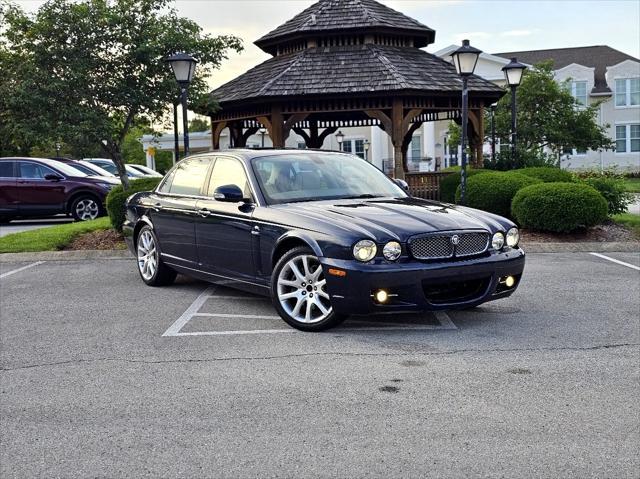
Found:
[272,197,513,242]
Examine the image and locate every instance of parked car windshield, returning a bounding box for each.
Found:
[252,153,407,205]
[43,159,88,177]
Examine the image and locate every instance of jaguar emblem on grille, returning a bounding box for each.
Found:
[450,235,460,245]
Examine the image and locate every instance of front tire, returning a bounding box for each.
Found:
[136,226,177,286]
[70,195,101,221]
[271,247,346,332]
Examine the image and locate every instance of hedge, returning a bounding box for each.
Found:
[440,168,488,203]
[515,167,574,183]
[512,182,608,233]
[454,171,540,218]
[581,177,633,216]
[106,177,162,232]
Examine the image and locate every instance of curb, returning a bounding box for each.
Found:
[0,243,637,263]
[0,249,131,263]
[521,242,639,253]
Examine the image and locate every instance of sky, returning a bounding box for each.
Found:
[15,0,640,89]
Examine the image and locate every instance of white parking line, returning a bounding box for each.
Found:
[163,284,457,337]
[0,261,45,280]
[590,253,640,271]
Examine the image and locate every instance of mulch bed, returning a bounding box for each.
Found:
[520,221,639,244]
[64,229,126,251]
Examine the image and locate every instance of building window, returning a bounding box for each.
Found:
[341,139,365,159]
[297,142,306,149]
[354,139,365,159]
[409,136,422,160]
[615,78,640,107]
[342,141,352,153]
[571,81,588,106]
[616,124,640,153]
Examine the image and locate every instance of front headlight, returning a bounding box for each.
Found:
[492,232,505,250]
[383,241,402,261]
[353,240,377,262]
[506,227,520,247]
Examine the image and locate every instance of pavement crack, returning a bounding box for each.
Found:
[1,342,638,372]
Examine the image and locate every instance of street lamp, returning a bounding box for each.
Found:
[336,131,345,151]
[502,57,527,164]
[451,39,482,206]
[55,142,61,157]
[259,127,267,148]
[166,53,198,157]
[363,139,370,161]
[490,102,498,163]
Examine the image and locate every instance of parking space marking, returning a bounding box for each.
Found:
[163,284,457,337]
[0,261,45,280]
[590,253,640,271]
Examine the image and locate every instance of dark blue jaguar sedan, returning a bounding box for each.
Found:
[123,150,525,331]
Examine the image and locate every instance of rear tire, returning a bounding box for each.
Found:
[136,225,177,286]
[271,246,346,332]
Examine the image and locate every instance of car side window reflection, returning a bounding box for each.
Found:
[18,162,56,179]
[207,157,252,199]
[169,158,211,196]
[157,170,176,193]
[0,161,16,178]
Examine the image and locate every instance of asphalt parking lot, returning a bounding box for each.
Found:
[1,252,639,478]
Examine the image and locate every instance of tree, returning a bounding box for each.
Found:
[189,117,210,133]
[0,0,242,187]
[491,61,614,165]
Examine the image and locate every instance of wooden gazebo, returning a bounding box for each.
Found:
[207,0,504,179]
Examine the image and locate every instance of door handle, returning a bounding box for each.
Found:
[197,208,212,217]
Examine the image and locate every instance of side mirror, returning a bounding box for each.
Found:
[394,178,410,192]
[213,184,244,202]
[44,173,63,182]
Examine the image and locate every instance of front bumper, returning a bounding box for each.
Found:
[320,248,525,315]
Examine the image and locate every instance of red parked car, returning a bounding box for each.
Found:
[0,157,120,223]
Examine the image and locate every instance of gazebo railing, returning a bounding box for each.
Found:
[405,172,453,201]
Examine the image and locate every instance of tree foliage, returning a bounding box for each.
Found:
[491,61,614,163]
[0,0,242,187]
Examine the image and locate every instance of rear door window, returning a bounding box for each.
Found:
[169,157,212,196]
[0,161,16,178]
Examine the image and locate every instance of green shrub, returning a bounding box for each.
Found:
[454,171,540,218]
[582,177,634,215]
[106,177,162,232]
[515,167,574,183]
[440,168,488,203]
[512,182,608,233]
[484,150,556,170]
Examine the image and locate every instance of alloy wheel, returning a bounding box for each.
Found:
[277,254,332,324]
[137,230,158,281]
[75,199,99,221]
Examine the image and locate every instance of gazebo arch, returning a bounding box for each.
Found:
[206,0,503,179]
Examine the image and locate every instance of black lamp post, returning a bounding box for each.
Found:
[259,127,267,148]
[166,53,198,158]
[502,57,527,165]
[172,97,180,163]
[490,102,497,163]
[364,139,370,161]
[451,39,482,206]
[336,130,345,151]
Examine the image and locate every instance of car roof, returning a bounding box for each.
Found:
[186,148,353,162]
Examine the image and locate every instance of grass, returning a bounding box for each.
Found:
[612,213,640,238]
[623,178,640,193]
[0,217,111,253]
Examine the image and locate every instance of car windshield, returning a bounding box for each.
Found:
[43,159,88,177]
[252,153,407,205]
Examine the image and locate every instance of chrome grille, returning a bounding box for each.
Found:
[409,232,490,260]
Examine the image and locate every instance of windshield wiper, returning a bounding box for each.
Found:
[342,194,384,200]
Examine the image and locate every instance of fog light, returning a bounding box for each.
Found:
[504,276,515,288]
[375,290,389,303]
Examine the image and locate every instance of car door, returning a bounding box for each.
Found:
[149,156,213,268]
[0,160,19,217]
[195,156,256,280]
[16,161,67,216]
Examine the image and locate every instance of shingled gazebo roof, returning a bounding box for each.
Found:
[213,44,503,104]
[255,0,436,54]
